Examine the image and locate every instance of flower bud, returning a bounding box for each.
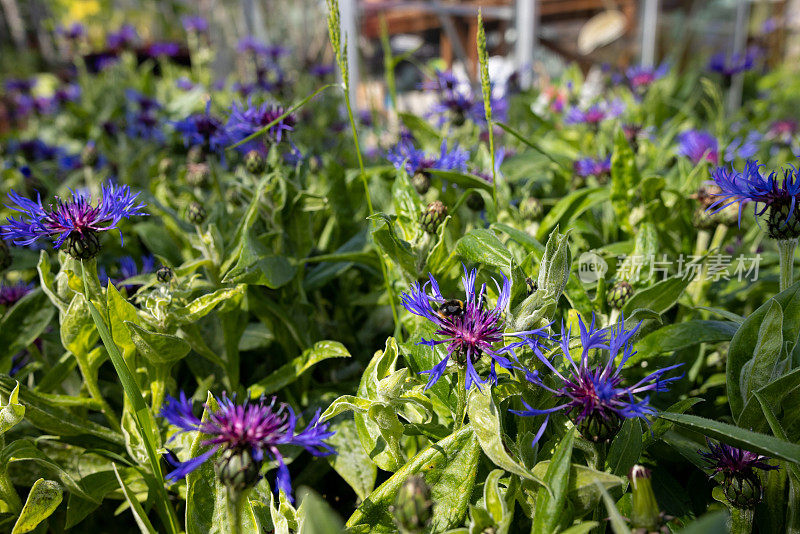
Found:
[411,171,431,195]
[392,475,433,533]
[629,465,661,531]
[186,162,209,187]
[466,192,485,212]
[723,472,763,509]
[606,281,633,309]
[81,142,98,167]
[0,240,12,271]
[245,150,267,175]
[420,201,447,234]
[215,448,262,492]
[157,265,174,284]
[187,202,207,225]
[65,230,101,260]
[520,197,543,221]
[767,200,800,240]
[525,276,537,296]
[576,412,622,443]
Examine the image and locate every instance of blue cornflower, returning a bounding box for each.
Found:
[1,181,146,259]
[0,281,33,307]
[181,15,209,34]
[564,100,624,126]
[700,439,778,508]
[99,255,154,291]
[511,314,682,444]
[387,139,469,177]
[574,156,612,178]
[160,392,334,497]
[625,63,669,92]
[423,70,508,126]
[400,267,550,390]
[146,42,181,58]
[57,22,86,41]
[708,47,761,77]
[173,101,227,152]
[707,159,800,237]
[766,119,797,146]
[224,99,295,155]
[725,131,762,162]
[106,24,138,51]
[125,90,164,141]
[677,129,718,165]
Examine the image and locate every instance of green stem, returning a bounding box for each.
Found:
[729,506,754,534]
[778,238,798,292]
[74,355,122,433]
[455,367,467,429]
[787,475,800,534]
[227,487,247,534]
[0,468,22,515]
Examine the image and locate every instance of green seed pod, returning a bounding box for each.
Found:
[65,231,101,260]
[215,448,262,493]
[606,281,633,309]
[466,192,485,211]
[629,465,662,531]
[392,475,433,533]
[412,171,431,195]
[420,201,448,234]
[187,202,207,225]
[157,265,174,284]
[520,197,543,221]
[767,200,800,240]
[245,150,267,175]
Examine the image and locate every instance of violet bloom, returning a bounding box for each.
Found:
[511,315,682,444]
[767,119,797,145]
[387,139,468,177]
[564,100,624,126]
[147,42,181,58]
[160,392,334,497]
[125,90,163,141]
[677,130,718,165]
[0,181,147,259]
[181,15,209,34]
[700,439,778,508]
[574,156,612,178]
[423,70,508,126]
[725,131,762,162]
[400,267,550,390]
[107,24,138,51]
[708,47,760,77]
[99,255,154,291]
[224,99,295,155]
[0,281,33,307]
[57,22,86,41]
[707,159,800,238]
[625,63,669,93]
[173,101,227,152]
[309,63,336,78]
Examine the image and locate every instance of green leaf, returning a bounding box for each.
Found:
[594,481,631,534]
[660,412,800,464]
[606,418,642,476]
[740,300,784,405]
[530,462,624,516]
[113,465,156,534]
[369,214,417,276]
[739,367,800,437]
[10,479,63,534]
[397,112,442,146]
[536,188,608,241]
[631,321,738,364]
[643,398,703,449]
[622,275,691,316]
[455,228,512,269]
[536,228,571,300]
[2,439,93,501]
[222,232,296,288]
[467,388,542,483]
[170,285,246,325]
[428,169,493,192]
[297,487,344,534]
[610,127,640,233]
[325,417,377,501]
[251,341,351,397]
[346,426,480,533]
[0,290,55,372]
[125,322,191,366]
[676,511,729,534]
[0,382,24,436]
[106,282,142,359]
[532,428,574,534]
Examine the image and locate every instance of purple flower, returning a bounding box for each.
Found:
[106,24,138,51]
[224,99,295,155]
[0,281,33,307]
[309,63,336,78]
[1,181,147,255]
[707,159,800,230]
[387,139,468,176]
[725,131,762,162]
[767,119,797,145]
[423,70,508,126]
[125,90,163,141]
[57,22,86,40]
[677,130,718,165]
[173,101,227,151]
[564,100,624,126]
[701,440,778,478]
[625,63,669,92]
[511,315,682,445]
[574,156,611,178]
[237,37,288,61]
[708,47,761,77]
[146,42,181,58]
[160,392,334,498]
[181,15,209,34]
[400,267,549,390]
[176,77,196,91]
[99,255,154,291]
[4,78,35,93]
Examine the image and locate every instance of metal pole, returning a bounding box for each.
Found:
[728,0,750,113]
[641,0,659,67]
[341,0,360,107]
[515,0,537,89]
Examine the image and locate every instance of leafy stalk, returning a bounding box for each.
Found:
[476,10,497,208]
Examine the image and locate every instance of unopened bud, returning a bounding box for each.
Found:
[215,448,261,492]
[606,281,633,309]
[466,192,485,212]
[245,150,267,175]
[187,202,207,225]
[65,230,101,260]
[392,475,433,533]
[629,465,661,531]
[576,412,622,443]
[420,201,447,234]
[723,473,763,509]
[412,171,431,195]
[157,265,174,284]
[767,199,800,240]
[525,277,537,296]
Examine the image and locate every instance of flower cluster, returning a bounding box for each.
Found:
[564,100,624,126]
[160,392,334,497]
[400,267,549,390]
[511,315,682,444]
[677,129,718,165]
[624,63,669,93]
[224,99,295,155]
[1,181,147,259]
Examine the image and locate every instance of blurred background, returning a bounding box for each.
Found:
[0,0,797,118]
